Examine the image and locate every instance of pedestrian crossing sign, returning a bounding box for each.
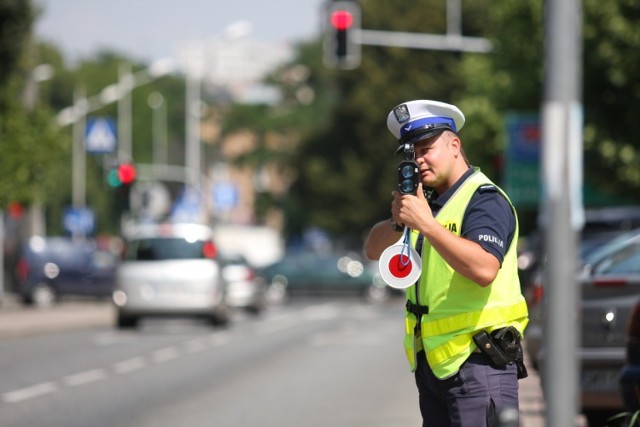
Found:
[85,117,117,154]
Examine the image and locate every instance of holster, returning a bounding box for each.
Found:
[473,327,528,379]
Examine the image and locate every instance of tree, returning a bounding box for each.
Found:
[0,0,34,100]
[0,0,69,213]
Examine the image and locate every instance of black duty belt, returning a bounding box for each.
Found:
[405,300,429,316]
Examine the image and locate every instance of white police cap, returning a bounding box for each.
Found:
[387,100,465,146]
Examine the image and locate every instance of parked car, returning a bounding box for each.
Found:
[258,250,393,303]
[519,206,640,296]
[529,227,640,426]
[220,251,267,315]
[15,236,118,306]
[523,206,640,367]
[112,223,229,329]
[620,297,640,415]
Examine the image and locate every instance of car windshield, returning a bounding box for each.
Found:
[583,228,640,267]
[592,242,640,275]
[126,237,207,261]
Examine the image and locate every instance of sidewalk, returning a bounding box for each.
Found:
[519,348,547,427]
[0,293,113,339]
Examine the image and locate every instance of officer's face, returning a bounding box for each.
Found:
[414,131,458,189]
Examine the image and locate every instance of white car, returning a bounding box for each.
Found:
[113,223,229,329]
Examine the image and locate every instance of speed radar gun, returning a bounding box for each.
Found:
[396,143,419,195]
[378,142,422,289]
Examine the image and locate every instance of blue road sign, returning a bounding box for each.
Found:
[63,207,95,235]
[213,182,239,211]
[85,117,117,154]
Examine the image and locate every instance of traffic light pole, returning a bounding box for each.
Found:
[356,29,492,53]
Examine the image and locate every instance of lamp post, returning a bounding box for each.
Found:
[182,42,204,193]
[23,64,54,238]
[147,92,168,167]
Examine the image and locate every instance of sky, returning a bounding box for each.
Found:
[34,0,326,63]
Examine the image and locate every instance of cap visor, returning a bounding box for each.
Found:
[395,128,449,154]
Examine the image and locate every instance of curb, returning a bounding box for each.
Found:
[0,294,113,338]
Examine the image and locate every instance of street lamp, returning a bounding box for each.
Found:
[22,63,54,110]
[147,92,168,167]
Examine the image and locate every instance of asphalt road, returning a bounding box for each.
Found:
[0,295,553,426]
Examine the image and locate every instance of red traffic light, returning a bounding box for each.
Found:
[323,1,361,69]
[117,163,137,185]
[330,10,353,30]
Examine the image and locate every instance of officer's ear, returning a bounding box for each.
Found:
[447,132,462,156]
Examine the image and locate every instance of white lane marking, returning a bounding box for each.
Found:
[183,338,207,354]
[1,304,349,404]
[207,333,231,346]
[113,356,147,374]
[93,332,135,346]
[151,346,180,363]
[63,369,108,387]
[254,318,299,335]
[2,382,58,403]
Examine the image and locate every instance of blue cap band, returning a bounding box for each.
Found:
[399,116,457,138]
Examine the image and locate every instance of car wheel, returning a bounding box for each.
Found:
[245,304,263,316]
[267,277,289,305]
[116,312,139,329]
[31,284,57,307]
[208,313,229,328]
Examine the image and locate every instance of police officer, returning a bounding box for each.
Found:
[364,100,529,427]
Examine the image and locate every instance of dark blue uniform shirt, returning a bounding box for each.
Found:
[428,166,516,265]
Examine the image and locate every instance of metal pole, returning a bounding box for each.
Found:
[72,87,87,210]
[357,29,492,53]
[185,44,203,192]
[542,0,583,425]
[446,0,462,38]
[0,210,4,305]
[118,63,133,162]
[148,92,167,167]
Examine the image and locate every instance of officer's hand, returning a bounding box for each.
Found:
[392,184,433,231]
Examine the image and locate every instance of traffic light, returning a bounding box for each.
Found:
[107,163,137,188]
[323,0,361,69]
[117,163,137,185]
[107,163,137,213]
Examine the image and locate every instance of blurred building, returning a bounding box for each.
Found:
[188,35,296,232]
[202,35,292,104]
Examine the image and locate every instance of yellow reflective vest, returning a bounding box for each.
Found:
[404,168,529,379]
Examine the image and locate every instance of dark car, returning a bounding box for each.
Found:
[258,250,392,303]
[620,297,640,416]
[15,236,118,306]
[523,206,640,367]
[529,228,640,426]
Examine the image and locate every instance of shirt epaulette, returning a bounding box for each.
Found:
[478,184,497,194]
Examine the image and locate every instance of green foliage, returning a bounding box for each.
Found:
[0,0,34,92]
[583,0,640,199]
[0,101,68,207]
[606,409,640,426]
